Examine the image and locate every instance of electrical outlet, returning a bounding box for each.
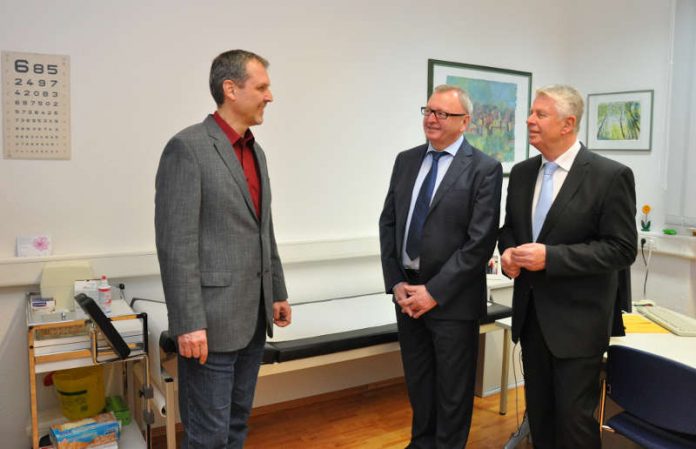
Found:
[643,237,656,251]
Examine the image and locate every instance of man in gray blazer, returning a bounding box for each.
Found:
[155,49,291,449]
[379,85,502,448]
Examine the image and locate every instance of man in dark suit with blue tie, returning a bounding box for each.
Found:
[498,85,637,449]
[379,85,503,448]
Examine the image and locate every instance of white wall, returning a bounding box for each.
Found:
[565,0,674,228]
[564,0,696,319]
[665,0,696,227]
[0,0,569,259]
[0,0,687,447]
[631,232,696,317]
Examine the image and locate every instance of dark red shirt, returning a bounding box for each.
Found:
[212,112,261,218]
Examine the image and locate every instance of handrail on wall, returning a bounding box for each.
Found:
[0,237,380,288]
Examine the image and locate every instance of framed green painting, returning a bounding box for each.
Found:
[427,59,532,175]
[586,90,653,151]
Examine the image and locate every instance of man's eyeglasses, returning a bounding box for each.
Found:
[421,107,468,120]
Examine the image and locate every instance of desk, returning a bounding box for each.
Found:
[609,332,696,368]
[497,313,696,448]
[495,314,696,414]
[601,322,696,448]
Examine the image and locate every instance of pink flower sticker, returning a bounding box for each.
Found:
[33,236,50,251]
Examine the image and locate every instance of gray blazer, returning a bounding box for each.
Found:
[155,115,287,352]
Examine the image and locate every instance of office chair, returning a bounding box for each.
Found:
[599,345,696,449]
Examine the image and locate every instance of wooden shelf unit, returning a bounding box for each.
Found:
[26,297,153,449]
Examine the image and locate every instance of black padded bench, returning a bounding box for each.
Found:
[133,292,514,449]
[158,298,512,365]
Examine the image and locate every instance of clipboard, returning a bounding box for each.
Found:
[74,293,131,359]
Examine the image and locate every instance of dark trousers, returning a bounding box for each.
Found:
[520,299,603,449]
[396,306,479,449]
[178,307,266,449]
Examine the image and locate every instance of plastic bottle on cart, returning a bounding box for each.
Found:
[97,275,112,314]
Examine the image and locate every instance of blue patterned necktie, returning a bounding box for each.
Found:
[532,162,559,242]
[406,151,447,259]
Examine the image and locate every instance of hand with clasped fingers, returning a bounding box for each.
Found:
[393,282,438,319]
[501,243,547,279]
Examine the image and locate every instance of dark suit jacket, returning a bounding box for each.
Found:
[155,115,287,352]
[379,138,502,320]
[498,145,637,358]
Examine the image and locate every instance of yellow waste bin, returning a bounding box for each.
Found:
[53,365,105,420]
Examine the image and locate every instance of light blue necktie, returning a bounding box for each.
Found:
[532,162,559,242]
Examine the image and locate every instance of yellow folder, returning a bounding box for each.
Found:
[623,313,670,333]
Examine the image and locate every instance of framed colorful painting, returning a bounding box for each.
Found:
[586,90,653,151]
[427,59,532,175]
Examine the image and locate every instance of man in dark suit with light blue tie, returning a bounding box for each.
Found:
[498,85,637,449]
[155,50,291,448]
[379,85,503,448]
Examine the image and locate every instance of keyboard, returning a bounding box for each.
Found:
[636,305,696,337]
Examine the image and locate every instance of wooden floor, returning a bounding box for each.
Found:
[153,379,533,449]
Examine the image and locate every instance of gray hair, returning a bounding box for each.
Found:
[209,50,269,106]
[535,84,584,133]
[433,84,473,115]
